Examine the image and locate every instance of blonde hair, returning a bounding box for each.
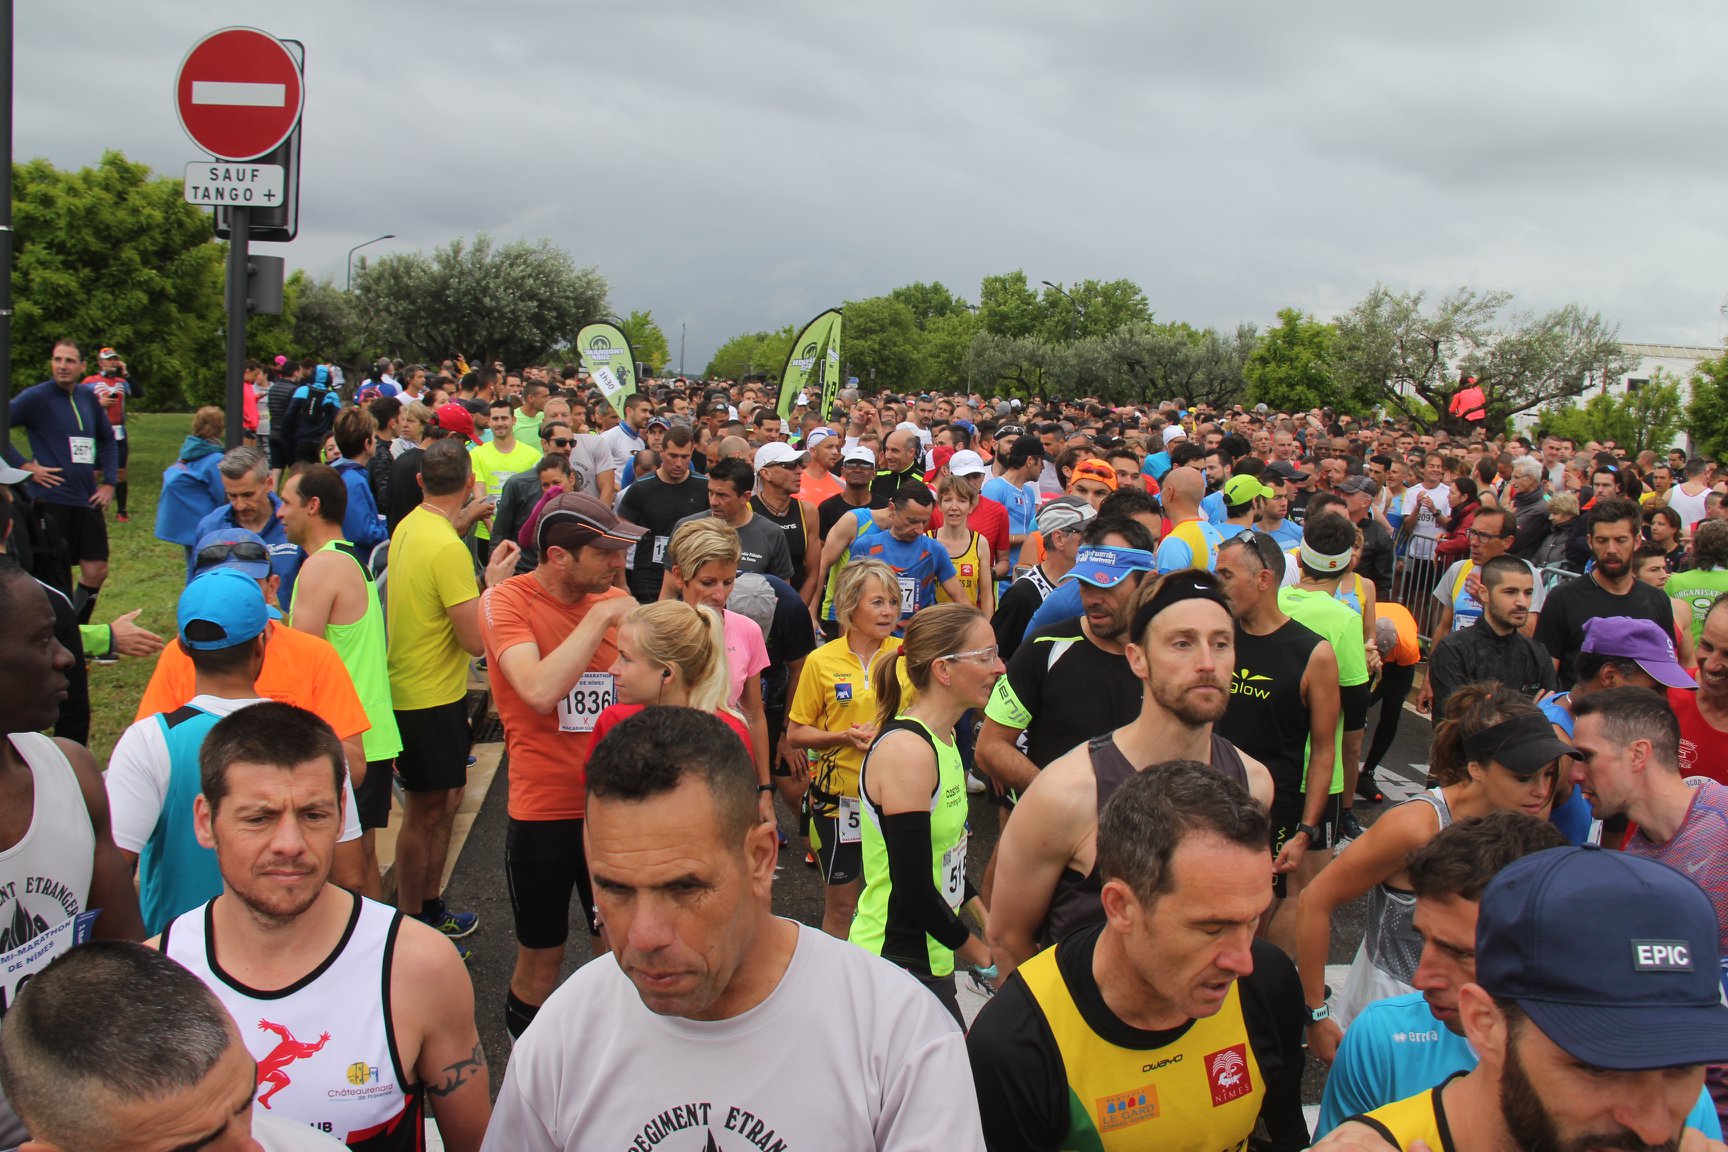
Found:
[833,559,900,635]
[191,406,225,441]
[624,600,736,716]
[874,603,982,728]
[668,518,741,583]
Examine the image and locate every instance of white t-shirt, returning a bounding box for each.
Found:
[107,695,363,853]
[481,922,985,1152]
[1669,483,1710,531]
[1400,483,1452,560]
[599,423,643,482]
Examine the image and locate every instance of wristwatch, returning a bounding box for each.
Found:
[1295,822,1323,845]
[1306,1002,1331,1024]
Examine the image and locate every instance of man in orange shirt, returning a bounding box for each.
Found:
[481,492,644,1042]
[134,527,371,892]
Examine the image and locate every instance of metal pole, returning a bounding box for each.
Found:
[225,206,249,448]
[680,323,686,375]
[0,0,13,443]
[346,233,393,292]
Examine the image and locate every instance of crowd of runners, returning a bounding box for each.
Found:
[5,337,1728,1152]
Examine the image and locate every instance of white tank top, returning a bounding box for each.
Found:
[0,732,94,1017]
[161,893,423,1152]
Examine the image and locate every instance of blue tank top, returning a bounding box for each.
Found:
[139,705,226,936]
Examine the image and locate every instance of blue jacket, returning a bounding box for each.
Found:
[188,497,305,608]
[332,458,388,550]
[8,380,117,507]
[154,436,228,546]
[282,368,340,450]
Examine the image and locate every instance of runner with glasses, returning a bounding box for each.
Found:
[850,604,1002,1023]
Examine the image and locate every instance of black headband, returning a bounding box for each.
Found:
[1130,573,1233,641]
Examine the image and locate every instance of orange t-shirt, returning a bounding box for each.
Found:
[1373,601,1422,667]
[795,467,843,505]
[481,574,626,821]
[134,622,370,743]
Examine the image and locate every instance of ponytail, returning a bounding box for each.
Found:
[687,605,737,718]
[873,650,907,731]
[873,602,983,729]
[1429,681,1539,785]
[623,600,736,718]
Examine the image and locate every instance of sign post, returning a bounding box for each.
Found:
[174,27,303,447]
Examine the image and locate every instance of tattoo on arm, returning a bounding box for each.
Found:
[425,1042,486,1098]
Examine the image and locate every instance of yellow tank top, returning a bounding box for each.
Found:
[937,531,985,610]
[1355,1076,1460,1152]
[1018,945,1267,1152]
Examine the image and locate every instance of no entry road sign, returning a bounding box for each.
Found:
[175,27,304,162]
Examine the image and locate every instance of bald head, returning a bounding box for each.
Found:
[1161,466,1204,517]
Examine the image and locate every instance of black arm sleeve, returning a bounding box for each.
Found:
[966,982,1070,1152]
[1240,939,1310,1152]
[880,810,971,954]
[992,584,1035,661]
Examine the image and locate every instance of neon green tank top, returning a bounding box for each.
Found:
[291,540,402,762]
[849,715,969,977]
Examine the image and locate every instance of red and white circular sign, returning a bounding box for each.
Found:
[175,27,303,162]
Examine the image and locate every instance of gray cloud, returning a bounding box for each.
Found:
[17,0,1727,372]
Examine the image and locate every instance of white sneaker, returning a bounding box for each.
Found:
[966,772,988,795]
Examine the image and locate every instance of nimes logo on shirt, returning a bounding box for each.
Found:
[625,1103,792,1151]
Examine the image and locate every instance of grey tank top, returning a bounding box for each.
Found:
[1043,731,1249,945]
[1363,787,1454,984]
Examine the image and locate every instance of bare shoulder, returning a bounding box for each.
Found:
[389,913,476,1020]
[1016,743,1098,828]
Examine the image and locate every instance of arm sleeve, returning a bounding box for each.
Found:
[984,642,1041,730]
[965,986,1069,1152]
[879,810,970,952]
[991,586,1033,660]
[1241,941,1310,1152]
[104,722,167,854]
[94,398,117,483]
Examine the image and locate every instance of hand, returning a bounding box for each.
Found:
[1463,573,1485,603]
[484,540,521,588]
[1273,831,1309,874]
[1679,1127,1728,1152]
[758,790,776,825]
[776,736,800,776]
[108,610,165,657]
[22,461,62,488]
[90,483,114,508]
[1416,676,1434,715]
[1307,1015,1343,1065]
[844,723,876,752]
[1364,639,1383,677]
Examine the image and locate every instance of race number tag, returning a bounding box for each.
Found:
[69,436,95,464]
[941,833,969,909]
[837,796,863,844]
[897,576,917,615]
[652,535,669,566]
[556,671,616,733]
[112,425,127,442]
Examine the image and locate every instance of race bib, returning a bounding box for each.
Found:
[941,832,969,909]
[556,671,616,733]
[897,576,917,616]
[1,909,97,1016]
[837,796,863,844]
[69,436,95,464]
[652,535,669,566]
[112,424,126,442]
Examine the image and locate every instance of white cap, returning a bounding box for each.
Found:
[805,427,837,447]
[947,449,989,478]
[1161,425,1188,446]
[754,442,808,471]
[796,392,810,407]
[842,444,877,467]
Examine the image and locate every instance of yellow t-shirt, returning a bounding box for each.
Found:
[386,504,480,710]
[788,634,904,811]
[469,437,541,540]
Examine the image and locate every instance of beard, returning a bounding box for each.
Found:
[1500,1030,1681,1152]
[1152,678,1230,728]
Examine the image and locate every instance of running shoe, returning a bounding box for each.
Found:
[966,772,987,795]
[115,512,130,523]
[424,907,479,939]
[1355,772,1385,805]
[1336,809,1366,845]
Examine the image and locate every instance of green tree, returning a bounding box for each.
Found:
[11,151,225,409]
[620,309,671,374]
[1535,372,1683,456]
[840,296,922,391]
[918,309,981,392]
[888,281,968,330]
[1331,285,1633,432]
[1245,308,1345,413]
[355,234,606,368]
[705,325,795,381]
[1038,278,1153,344]
[978,271,1044,339]
[245,270,368,370]
[1688,350,1728,460]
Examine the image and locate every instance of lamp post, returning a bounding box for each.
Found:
[680,322,686,376]
[346,233,394,291]
[1041,280,1078,342]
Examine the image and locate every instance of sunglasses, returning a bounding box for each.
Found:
[549,437,574,447]
[196,541,270,568]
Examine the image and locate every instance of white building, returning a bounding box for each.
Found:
[1511,341,1720,451]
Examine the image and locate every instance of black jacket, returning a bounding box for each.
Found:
[1508,487,1551,562]
[1428,621,1556,719]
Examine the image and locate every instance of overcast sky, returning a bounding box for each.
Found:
[19,1,1728,371]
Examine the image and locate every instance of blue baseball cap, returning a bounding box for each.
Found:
[1062,546,1156,589]
[1476,846,1728,1070]
[178,569,277,650]
[193,528,274,580]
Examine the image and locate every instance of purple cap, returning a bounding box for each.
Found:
[1580,616,1696,690]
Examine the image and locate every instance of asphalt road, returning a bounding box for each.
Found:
[439,696,1440,1107]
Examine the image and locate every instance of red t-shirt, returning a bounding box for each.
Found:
[1672,688,1728,786]
[590,703,753,761]
[929,496,1010,569]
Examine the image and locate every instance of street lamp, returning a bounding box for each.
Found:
[346,234,395,291]
[1041,280,1078,342]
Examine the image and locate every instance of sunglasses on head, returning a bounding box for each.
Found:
[196,541,270,569]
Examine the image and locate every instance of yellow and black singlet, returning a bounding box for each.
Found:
[1347,1073,1463,1152]
[965,922,1309,1152]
